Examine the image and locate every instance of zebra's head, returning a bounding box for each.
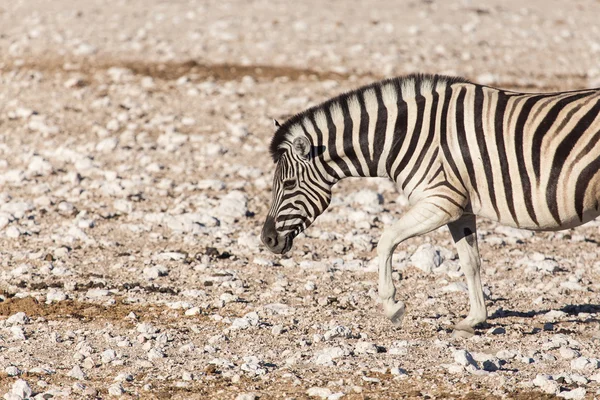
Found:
[262,122,334,254]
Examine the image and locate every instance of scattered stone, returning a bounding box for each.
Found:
[557,388,586,400]
[108,383,125,396]
[68,365,87,380]
[559,347,580,360]
[354,341,378,355]
[10,380,32,399]
[307,387,332,399]
[324,325,352,341]
[7,312,29,325]
[410,244,447,273]
[5,366,21,376]
[46,289,67,302]
[532,374,559,394]
[235,393,257,400]
[453,349,479,369]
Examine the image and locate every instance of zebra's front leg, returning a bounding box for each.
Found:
[377,200,461,327]
[447,215,487,337]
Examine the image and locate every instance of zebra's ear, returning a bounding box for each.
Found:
[292,136,311,158]
[273,119,281,130]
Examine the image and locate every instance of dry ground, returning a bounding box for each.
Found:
[0,0,600,399]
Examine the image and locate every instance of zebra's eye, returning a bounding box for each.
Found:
[283,179,296,190]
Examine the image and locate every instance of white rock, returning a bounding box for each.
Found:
[453,349,478,369]
[68,365,87,380]
[5,366,20,376]
[0,213,10,230]
[324,325,352,341]
[532,374,559,394]
[5,226,20,238]
[114,199,133,214]
[559,347,580,360]
[213,191,248,222]
[96,137,119,153]
[46,289,67,302]
[102,349,117,363]
[307,387,332,399]
[543,310,567,321]
[240,356,266,375]
[537,259,559,273]
[314,347,346,366]
[108,383,125,396]
[10,379,32,399]
[494,226,534,240]
[136,323,158,334]
[557,388,586,400]
[441,282,468,292]
[352,189,383,206]
[58,201,76,216]
[571,356,598,371]
[28,156,53,176]
[7,312,29,325]
[235,393,257,400]
[560,281,585,291]
[228,123,249,138]
[354,341,378,355]
[143,265,169,280]
[86,289,110,298]
[410,244,447,273]
[147,348,165,360]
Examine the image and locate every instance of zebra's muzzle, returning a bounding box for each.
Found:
[261,217,293,254]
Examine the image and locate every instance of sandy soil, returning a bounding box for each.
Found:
[0,0,599,399]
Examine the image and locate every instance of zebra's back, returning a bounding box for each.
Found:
[445,83,600,230]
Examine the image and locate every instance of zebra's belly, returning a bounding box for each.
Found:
[471,188,600,232]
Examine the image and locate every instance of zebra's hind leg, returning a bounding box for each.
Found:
[447,215,487,338]
[377,200,462,327]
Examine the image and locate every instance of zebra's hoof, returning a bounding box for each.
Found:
[385,302,406,327]
[452,325,475,338]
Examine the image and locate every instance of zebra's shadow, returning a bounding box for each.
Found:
[486,304,600,331]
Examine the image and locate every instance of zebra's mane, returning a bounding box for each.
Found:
[269,73,470,163]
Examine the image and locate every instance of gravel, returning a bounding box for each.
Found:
[0,0,599,399]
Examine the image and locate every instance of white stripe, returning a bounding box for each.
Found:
[364,89,379,160]
[378,83,398,177]
[348,94,370,175]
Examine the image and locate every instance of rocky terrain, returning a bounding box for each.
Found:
[0,0,599,398]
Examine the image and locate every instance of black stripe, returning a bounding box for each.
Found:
[513,95,547,226]
[325,104,352,175]
[414,148,439,189]
[432,194,465,210]
[301,120,338,181]
[494,91,519,225]
[428,180,468,198]
[357,91,376,176]
[394,83,425,181]
[403,80,440,190]
[454,87,480,200]
[439,84,468,193]
[427,165,444,184]
[386,80,408,176]
[531,93,591,182]
[547,99,600,224]
[340,98,363,175]
[473,87,500,221]
[373,86,388,171]
[575,151,600,222]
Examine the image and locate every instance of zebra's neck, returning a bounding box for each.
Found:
[295,75,459,188]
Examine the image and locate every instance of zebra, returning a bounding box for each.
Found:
[261,73,600,336]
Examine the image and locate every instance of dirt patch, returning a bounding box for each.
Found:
[0,296,197,323]
[7,57,354,83]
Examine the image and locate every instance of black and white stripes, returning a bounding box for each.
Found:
[262,74,600,333]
